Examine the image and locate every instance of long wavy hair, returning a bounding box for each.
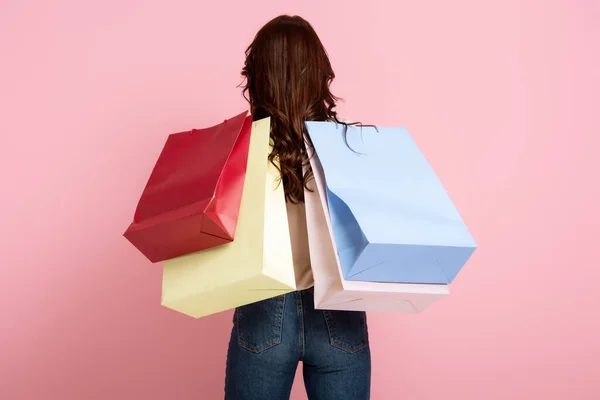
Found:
[240,15,347,203]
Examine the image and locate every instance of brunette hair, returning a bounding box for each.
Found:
[240,15,347,203]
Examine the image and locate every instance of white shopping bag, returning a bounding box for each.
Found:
[304,145,449,312]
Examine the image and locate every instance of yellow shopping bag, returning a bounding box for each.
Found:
[161,117,297,318]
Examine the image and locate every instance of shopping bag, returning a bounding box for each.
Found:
[305,122,476,284]
[124,111,252,263]
[161,117,297,318]
[305,146,449,313]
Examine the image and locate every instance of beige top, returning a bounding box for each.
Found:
[283,121,353,291]
[286,202,314,290]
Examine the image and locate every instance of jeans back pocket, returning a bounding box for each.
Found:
[323,310,369,353]
[235,295,287,353]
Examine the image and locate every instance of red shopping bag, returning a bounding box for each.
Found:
[124,110,253,263]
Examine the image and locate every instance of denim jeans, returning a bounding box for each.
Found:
[225,288,371,400]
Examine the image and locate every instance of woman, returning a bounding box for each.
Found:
[224,15,371,400]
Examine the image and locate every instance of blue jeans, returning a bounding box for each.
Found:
[225,288,371,399]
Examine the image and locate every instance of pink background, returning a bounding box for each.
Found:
[1,0,599,399]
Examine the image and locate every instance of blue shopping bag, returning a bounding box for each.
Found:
[305,121,476,284]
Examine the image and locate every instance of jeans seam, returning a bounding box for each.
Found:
[296,291,305,359]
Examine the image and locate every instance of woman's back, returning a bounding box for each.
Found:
[224,15,371,400]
